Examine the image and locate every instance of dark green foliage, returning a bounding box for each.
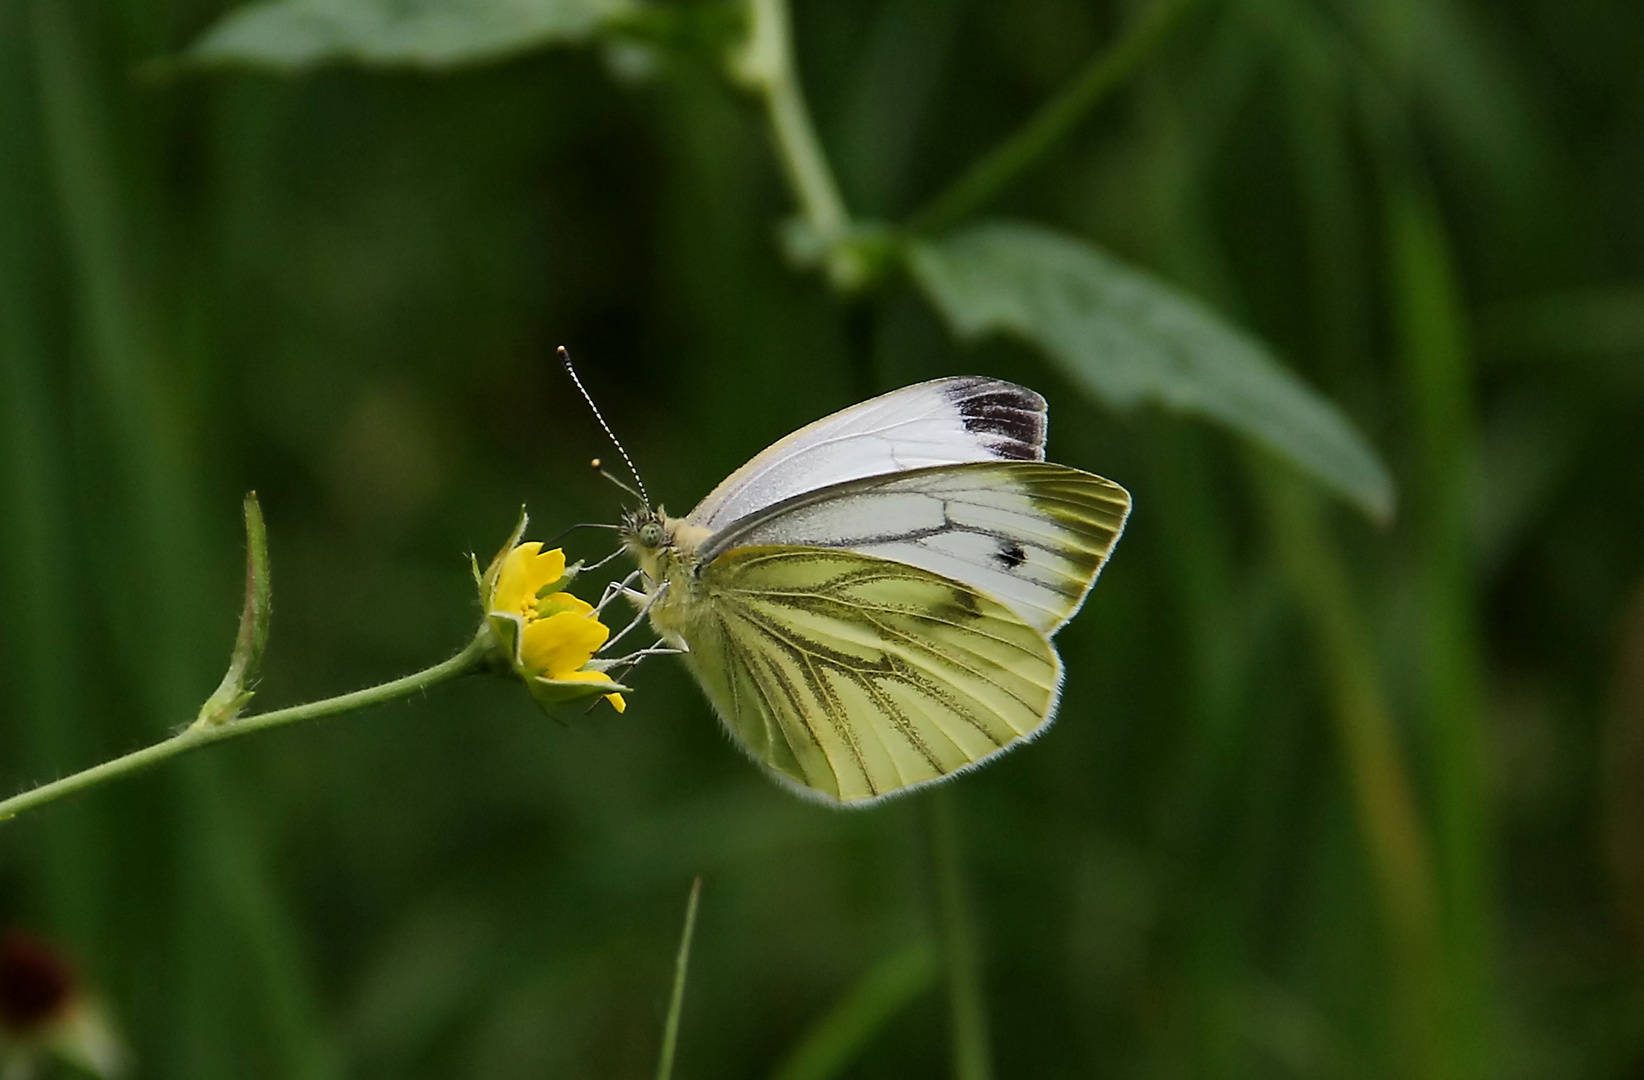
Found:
[1,0,1641,1076]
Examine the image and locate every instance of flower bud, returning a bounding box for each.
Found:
[0,930,127,1078]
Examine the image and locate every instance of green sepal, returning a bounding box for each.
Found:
[484,611,526,669]
[532,560,582,608]
[478,505,531,601]
[523,675,632,712]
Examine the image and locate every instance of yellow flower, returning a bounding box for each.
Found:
[518,593,626,713]
[479,515,626,713]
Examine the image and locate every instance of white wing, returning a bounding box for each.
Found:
[686,377,1047,533]
[698,462,1130,636]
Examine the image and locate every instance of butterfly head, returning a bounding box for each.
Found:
[620,506,710,585]
[619,506,676,585]
[620,507,663,550]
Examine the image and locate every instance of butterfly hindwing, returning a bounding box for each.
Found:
[697,462,1131,636]
[686,377,1047,533]
[679,546,1062,804]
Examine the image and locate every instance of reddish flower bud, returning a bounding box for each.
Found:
[0,930,75,1036]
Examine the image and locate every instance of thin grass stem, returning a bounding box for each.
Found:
[656,876,704,1080]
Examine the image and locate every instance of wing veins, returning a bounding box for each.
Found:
[848,666,954,774]
[732,600,1010,763]
[729,592,1047,730]
[874,652,1010,751]
[729,587,1055,666]
[722,603,872,794]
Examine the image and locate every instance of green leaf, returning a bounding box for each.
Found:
[909,221,1395,521]
[186,0,634,71]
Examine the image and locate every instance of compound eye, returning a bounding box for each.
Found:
[638,521,664,547]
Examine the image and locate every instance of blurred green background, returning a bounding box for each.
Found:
[3,0,1643,1076]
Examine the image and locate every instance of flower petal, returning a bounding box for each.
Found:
[519,609,609,679]
[490,543,568,619]
[550,668,615,684]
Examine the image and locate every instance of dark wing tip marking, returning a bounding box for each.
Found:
[945,378,1047,462]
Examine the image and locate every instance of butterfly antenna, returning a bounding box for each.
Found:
[560,346,649,508]
[590,459,645,504]
[545,521,622,548]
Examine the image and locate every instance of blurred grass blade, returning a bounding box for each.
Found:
[1603,576,1644,950]
[910,0,1198,235]
[33,3,337,1074]
[196,493,272,727]
[928,792,991,1080]
[0,3,104,918]
[909,221,1395,522]
[1480,285,1644,365]
[656,876,702,1080]
[1256,466,1445,1077]
[769,940,937,1080]
[184,0,633,71]
[1386,183,1490,1080]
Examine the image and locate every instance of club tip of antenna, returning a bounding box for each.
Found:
[590,457,602,469]
[557,345,570,359]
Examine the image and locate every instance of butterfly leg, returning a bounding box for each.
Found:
[601,580,669,655]
[589,643,684,693]
[593,569,644,616]
[580,543,630,572]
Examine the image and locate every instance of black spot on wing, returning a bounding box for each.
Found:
[946,378,1047,461]
[994,541,1027,570]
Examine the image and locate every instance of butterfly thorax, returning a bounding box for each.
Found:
[619,507,713,648]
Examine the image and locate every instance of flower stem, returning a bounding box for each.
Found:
[0,630,494,825]
[908,0,1198,237]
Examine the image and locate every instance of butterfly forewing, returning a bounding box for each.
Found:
[687,377,1047,533]
[698,462,1131,635]
[682,547,1062,804]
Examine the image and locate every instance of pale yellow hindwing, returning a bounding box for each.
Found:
[680,546,1062,804]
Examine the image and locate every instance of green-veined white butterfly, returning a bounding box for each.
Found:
[580,368,1131,805]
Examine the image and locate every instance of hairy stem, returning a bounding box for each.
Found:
[0,631,494,824]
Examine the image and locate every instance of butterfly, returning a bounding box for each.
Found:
[588,372,1131,805]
